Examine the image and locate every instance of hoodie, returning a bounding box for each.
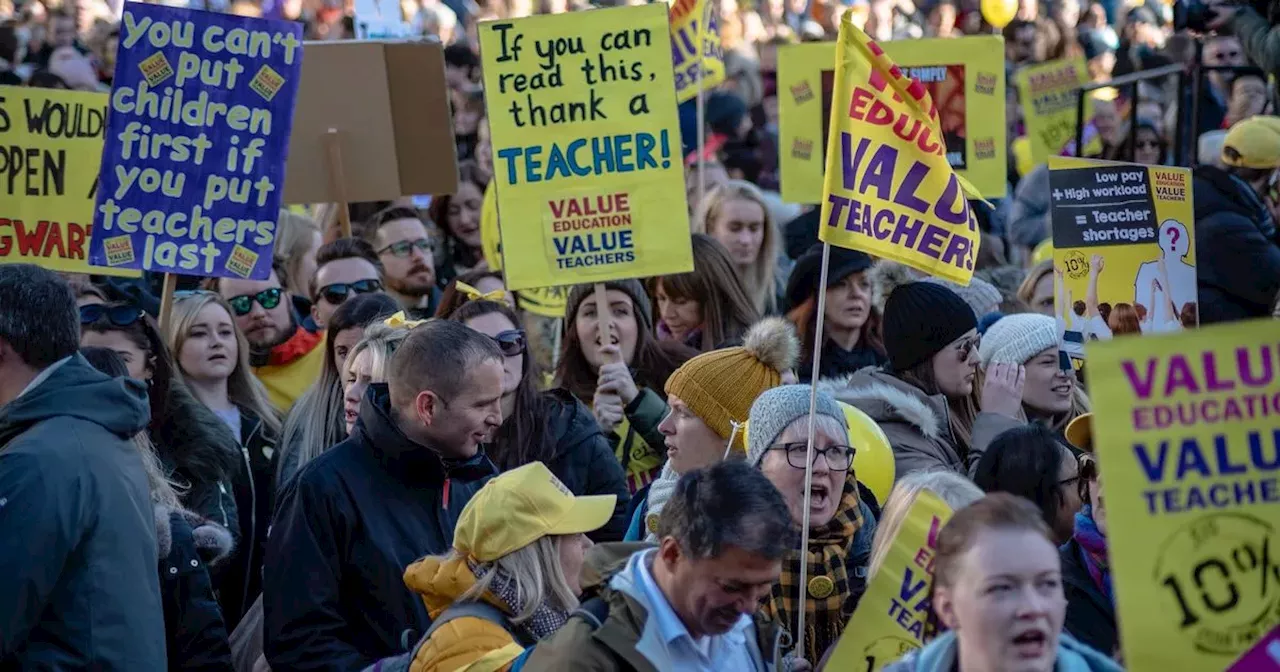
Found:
[263,383,498,672]
[882,630,1122,672]
[0,354,166,670]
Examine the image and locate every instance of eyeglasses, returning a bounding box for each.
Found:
[490,329,527,357]
[226,287,283,316]
[768,442,855,471]
[80,304,145,326]
[378,239,433,258]
[317,279,383,305]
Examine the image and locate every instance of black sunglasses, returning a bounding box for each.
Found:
[491,329,526,357]
[317,279,383,305]
[80,304,145,326]
[226,287,283,316]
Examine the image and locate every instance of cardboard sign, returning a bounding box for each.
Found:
[778,36,1006,204]
[89,4,303,279]
[1050,158,1197,371]
[819,16,982,285]
[0,87,138,277]
[282,40,459,205]
[669,0,724,104]
[827,490,954,671]
[1015,58,1095,166]
[1087,319,1280,672]
[478,4,692,292]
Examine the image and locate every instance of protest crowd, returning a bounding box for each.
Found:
[1,0,1279,667]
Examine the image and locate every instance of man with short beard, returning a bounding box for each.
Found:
[370,207,442,318]
[214,260,325,410]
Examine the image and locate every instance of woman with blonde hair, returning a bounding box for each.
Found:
[340,322,412,435]
[273,209,323,302]
[867,469,984,581]
[370,462,615,671]
[1016,259,1056,316]
[691,180,783,315]
[167,290,282,628]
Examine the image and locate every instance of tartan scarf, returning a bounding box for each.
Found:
[1073,505,1112,602]
[468,560,569,641]
[762,478,864,664]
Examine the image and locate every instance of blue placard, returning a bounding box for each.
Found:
[89,3,303,280]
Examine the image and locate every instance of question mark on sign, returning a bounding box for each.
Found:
[1167,227,1181,249]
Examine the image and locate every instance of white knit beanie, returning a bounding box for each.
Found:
[978,313,1060,369]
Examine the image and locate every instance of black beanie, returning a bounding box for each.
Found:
[565,279,654,332]
[883,282,977,372]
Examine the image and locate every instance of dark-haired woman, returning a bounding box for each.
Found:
[427,161,487,286]
[649,234,760,352]
[556,280,697,494]
[973,424,1084,545]
[80,304,242,550]
[785,245,887,381]
[450,299,630,540]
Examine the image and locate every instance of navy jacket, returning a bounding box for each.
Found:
[0,354,166,670]
[263,383,498,672]
[159,507,233,672]
[1192,166,1280,323]
[1061,537,1118,658]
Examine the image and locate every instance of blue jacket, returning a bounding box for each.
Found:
[883,631,1122,672]
[0,354,166,670]
[263,383,498,672]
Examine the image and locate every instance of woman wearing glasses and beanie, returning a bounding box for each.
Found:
[450,299,631,541]
[829,282,1012,480]
[746,384,879,666]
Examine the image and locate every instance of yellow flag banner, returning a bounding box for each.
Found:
[818,15,982,285]
[827,490,954,670]
[669,0,725,104]
[1088,319,1280,671]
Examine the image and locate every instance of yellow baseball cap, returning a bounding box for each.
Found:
[1066,413,1093,452]
[1222,116,1280,170]
[453,462,616,562]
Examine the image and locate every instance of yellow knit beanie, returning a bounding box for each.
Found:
[664,318,799,445]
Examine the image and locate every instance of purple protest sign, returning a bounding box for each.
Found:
[88,2,303,280]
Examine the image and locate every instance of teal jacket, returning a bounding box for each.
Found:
[882,631,1122,672]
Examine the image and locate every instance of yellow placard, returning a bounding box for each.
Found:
[0,87,139,277]
[828,490,953,670]
[818,17,983,285]
[479,5,693,292]
[1087,319,1280,671]
[1016,58,1095,167]
[669,0,725,104]
[779,35,1007,204]
[1050,158,1196,373]
[481,180,569,319]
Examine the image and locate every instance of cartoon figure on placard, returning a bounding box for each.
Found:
[1133,219,1195,333]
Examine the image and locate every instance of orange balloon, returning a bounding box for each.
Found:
[981,0,1017,28]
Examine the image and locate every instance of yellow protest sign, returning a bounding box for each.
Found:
[818,16,983,285]
[669,0,725,104]
[779,35,1006,205]
[1087,319,1280,671]
[1016,58,1095,166]
[481,181,568,318]
[1050,158,1196,373]
[828,490,953,670]
[479,5,693,292]
[0,87,138,277]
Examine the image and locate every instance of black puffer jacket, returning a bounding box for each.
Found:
[1192,166,1280,323]
[156,505,234,672]
[151,383,243,547]
[220,408,279,632]
[534,389,630,542]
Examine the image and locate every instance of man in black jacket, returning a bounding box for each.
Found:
[1192,116,1280,323]
[264,320,505,672]
[0,265,165,669]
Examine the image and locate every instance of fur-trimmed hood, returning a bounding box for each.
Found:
[819,367,945,441]
[154,503,235,565]
[151,382,242,485]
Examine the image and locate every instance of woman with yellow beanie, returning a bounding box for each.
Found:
[623,317,799,542]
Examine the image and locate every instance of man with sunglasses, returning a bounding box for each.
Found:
[0,265,166,668]
[310,238,386,329]
[214,260,325,410]
[371,207,442,318]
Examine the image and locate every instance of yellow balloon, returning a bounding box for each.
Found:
[740,403,896,507]
[981,0,1017,29]
[840,402,896,507]
[1031,238,1054,266]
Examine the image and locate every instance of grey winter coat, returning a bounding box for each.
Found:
[823,368,1019,481]
[0,354,166,670]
